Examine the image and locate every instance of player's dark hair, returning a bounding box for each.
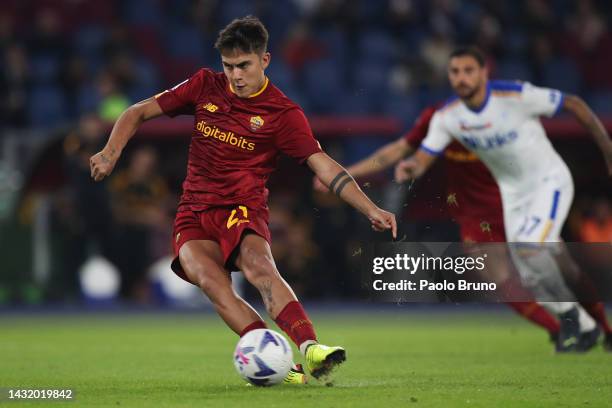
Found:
[449,46,486,67]
[214,16,269,55]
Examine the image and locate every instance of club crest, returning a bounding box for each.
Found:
[250,116,264,131]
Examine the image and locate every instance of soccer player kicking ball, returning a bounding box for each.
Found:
[90,16,396,384]
[395,46,612,352]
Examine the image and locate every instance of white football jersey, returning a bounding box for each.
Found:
[421,80,569,197]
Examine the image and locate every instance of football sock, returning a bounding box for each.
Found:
[498,276,561,334]
[577,305,597,332]
[507,301,560,334]
[509,246,577,303]
[539,301,574,315]
[239,320,267,338]
[580,302,612,334]
[274,301,317,350]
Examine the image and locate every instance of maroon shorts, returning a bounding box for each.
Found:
[456,215,506,243]
[171,205,271,283]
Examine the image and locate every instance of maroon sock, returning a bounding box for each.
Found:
[507,301,560,334]
[580,302,612,334]
[239,320,267,338]
[274,301,317,347]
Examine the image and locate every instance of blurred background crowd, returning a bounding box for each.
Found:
[0,0,610,306]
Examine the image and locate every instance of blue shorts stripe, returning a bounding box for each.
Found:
[419,145,443,156]
[549,190,561,220]
[553,92,565,116]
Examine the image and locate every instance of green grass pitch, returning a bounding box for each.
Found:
[1,309,611,407]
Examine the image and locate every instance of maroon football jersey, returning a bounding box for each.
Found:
[155,68,322,212]
[403,105,503,219]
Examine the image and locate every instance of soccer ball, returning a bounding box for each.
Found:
[233,329,293,386]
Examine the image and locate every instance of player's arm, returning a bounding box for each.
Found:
[562,94,612,175]
[347,138,413,178]
[394,148,438,183]
[348,105,438,179]
[307,152,397,238]
[90,97,164,181]
[313,106,437,191]
[394,110,449,183]
[313,138,413,192]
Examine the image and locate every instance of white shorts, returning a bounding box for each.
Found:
[503,171,574,243]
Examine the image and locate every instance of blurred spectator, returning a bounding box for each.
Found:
[474,13,503,58]
[96,69,131,122]
[523,0,555,34]
[28,8,67,57]
[63,113,114,245]
[190,0,221,37]
[564,0,612,89]
[101,23,134,61]
[310,0,357,28]
[388,61,415,94]
[580,198,612,243]
[421,32,454,87]
[107,52,137,92]
[48,113,117,300]
[0,13,16,49]
[528,34,554,83]
[109,146,171,302]
[60,54,89,119]
[0,43,29,127]
[386,0,419,35]
[269,201,320,298]
[282,21,326,73]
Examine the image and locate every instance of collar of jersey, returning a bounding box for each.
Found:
[465,83,491,114]
[228,76,269,98]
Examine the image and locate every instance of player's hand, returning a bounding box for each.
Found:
[90,148,118,182]
[394,159,420,183]
[367,207,397,239]
[312,176,329,193]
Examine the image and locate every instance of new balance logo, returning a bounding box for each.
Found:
[203,102,218,112]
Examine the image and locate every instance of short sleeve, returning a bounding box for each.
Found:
[420,111,453,156]
[155,69,211,117]
[520,82,564,118]
[403,105,437,148]
[275,109,322,164]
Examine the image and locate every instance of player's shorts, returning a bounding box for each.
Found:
[503,171,574,243]
[171,205,271,283]
[456,215,506,242]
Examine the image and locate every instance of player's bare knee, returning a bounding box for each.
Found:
[182,260,224,297]
[241,253,278,286]
[196,275,238,309]
[196,275,219,296]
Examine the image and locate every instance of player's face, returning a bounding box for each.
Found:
[447,56,487,100]
[221,50,270,98]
